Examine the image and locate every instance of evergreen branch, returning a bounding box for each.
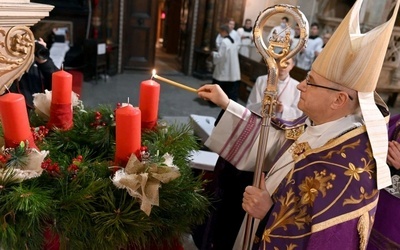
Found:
[0,105,211,248]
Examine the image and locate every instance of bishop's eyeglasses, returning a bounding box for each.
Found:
[305,72,354,101]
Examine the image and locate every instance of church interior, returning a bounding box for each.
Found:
[0,0,399,249]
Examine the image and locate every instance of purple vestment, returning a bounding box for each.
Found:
[254,127,378,249]
[367,113,400,249]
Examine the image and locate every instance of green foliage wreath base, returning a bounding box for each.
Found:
[0,106,210,249]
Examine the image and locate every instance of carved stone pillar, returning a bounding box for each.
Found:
[0,0,53,94]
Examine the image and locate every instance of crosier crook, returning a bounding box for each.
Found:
[242,5,309,250]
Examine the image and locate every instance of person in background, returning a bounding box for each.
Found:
[9,38,59,110]
[296,22,323,70]
[247,57,302,120]
[290,23,301,51]
[215,18,241,50]
[237,19,254,57]
[367,113,400,249]
[211,24,241,102]
[197,0,398,248]
[267,16,295,43]
[267,16,295,56]
[315,32,332,57]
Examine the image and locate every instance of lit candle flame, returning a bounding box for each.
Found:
[151,69,156,80]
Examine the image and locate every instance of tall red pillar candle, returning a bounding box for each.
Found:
[115,105,141,167]
[48,70,73,130]
[139,80,160,129]
[0,93,38,149]
[52,70,72,104]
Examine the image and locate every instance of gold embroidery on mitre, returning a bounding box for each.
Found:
[285,125,305,140]
[290,141,311,160]
[357,212,370,250]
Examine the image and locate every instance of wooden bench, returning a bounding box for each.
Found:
[239,73,255,102]
[238,55,268,102]
[289,66,308,82]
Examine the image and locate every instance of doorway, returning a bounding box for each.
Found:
[122,0,158,70]
[154,0,184,74]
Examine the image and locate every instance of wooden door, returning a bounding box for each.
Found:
[163,0,182,54]
[123,0,158,70]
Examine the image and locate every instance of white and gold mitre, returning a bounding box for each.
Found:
[312,0,400,92]
[313,0,400,189]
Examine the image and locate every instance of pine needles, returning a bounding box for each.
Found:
[0,106,210,249]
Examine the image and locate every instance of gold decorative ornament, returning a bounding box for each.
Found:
[0,26,35,94]
[285,125,306,140]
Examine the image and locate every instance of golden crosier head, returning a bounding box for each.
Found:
[253,4,309,64]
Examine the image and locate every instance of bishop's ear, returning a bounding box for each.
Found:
[330,91,350,109]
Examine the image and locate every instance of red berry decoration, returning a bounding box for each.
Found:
[0,154,7,164]
[31,126,49,142]
[41,159,61,177]
[91,111,107,128]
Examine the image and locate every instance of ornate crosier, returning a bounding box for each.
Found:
[242,4,309,250]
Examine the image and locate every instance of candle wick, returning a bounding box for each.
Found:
[4,85,10,93]
[61,64,64,71]
[127,97,130,104]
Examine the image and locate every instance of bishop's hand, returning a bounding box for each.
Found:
[197,84,230,110]
[242,173,273,219]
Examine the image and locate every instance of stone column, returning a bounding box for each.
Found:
[0,0,53,94]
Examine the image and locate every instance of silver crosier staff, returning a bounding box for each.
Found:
[242,5,309,250]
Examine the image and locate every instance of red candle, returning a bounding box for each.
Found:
[48,70,73,130]
[115,105,141,166]
[0,93,38,149]
[52,70,72,104]
[139,80,160,129]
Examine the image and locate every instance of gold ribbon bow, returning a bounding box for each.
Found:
[112,153,181,216]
